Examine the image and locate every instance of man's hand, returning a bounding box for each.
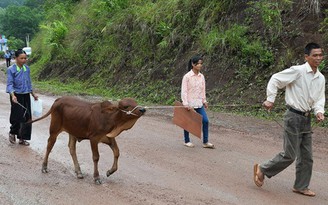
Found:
[316,112,325,122]
[262,100,274,111]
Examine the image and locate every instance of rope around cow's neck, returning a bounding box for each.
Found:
[120,106,140,116]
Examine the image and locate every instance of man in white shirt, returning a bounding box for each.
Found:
[253,42,325,197]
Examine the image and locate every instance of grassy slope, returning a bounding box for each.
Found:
[29,0,328,115]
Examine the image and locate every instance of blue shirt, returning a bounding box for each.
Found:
[4,53,11,59]
[6,64,33,94]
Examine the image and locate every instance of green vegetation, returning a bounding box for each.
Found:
[0,0,25,8]
[2,0,327,120]
[0,1,44,50]
[2,5,43,42]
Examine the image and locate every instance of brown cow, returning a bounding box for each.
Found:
[29,96,145,184]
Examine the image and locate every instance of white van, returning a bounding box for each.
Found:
[22,47,32,56]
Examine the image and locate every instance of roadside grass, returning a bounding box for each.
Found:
[1,62,327,128]
[33,79,156,107]
[31,78,289,124]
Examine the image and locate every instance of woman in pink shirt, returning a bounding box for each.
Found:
[181,55,214,148]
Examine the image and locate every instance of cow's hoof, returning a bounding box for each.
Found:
[94,178,102,185]
[42,168,48,173]
[106,169,116,177]
[76,172,84,179]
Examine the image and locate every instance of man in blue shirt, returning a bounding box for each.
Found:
[4,50,11,67]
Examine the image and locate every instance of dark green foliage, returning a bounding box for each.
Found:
[1,5,43,43]
[24,0,46,10]
[7,36,25,50]
[0,0,25,8]
[320,9,328,44]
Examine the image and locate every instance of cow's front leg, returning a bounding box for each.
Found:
[90,139,101,184]
[68,134,83,179]
[103,137,120,177]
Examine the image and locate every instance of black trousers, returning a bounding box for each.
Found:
[9,93,32,140]
[6,58,11,67]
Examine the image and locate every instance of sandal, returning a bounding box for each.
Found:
[19,140,30,146]
[292,188,316,197]
[9,133,16,144]
[253,164,264,187]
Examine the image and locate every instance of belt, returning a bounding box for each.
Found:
[287,106,310,117]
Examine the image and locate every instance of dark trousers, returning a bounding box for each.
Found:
[9,93,32,140]
[6,58,11,67]
[260,110,312,190]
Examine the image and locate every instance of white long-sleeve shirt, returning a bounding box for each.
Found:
[267,62,325,115]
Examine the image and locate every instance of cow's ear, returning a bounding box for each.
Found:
[101,101,117,112]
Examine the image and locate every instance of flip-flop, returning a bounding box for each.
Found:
[292,188,316,197]
[9,133,16,144]
[19,140,30,146]
[253,164,264,187]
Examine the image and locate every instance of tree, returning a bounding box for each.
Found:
[0,7,5,31]
[24,0,45,10]
[1,5,43,45]
[7,36,25,50]
[0,0,25,8]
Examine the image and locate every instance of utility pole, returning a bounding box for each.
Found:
[26,34,30,47]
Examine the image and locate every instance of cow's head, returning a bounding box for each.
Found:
[102,98,146,138]
[100,98,146,117]
[118,98,146,117]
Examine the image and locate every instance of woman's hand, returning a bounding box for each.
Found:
[11,94,18,103]
[31,93,39,101]
[33,94,39,101]
[204,102,208,109]
[184,104,192,111]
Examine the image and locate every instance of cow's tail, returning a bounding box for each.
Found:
[27,107,53,124]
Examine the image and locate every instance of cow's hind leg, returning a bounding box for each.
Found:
[101,137,120,177]
[42,132,60,173]
[68,134,83,179]
[90,139,101,184]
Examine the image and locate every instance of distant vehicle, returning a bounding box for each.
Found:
[22,47,32,56]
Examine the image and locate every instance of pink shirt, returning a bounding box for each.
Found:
[181,70,207,108]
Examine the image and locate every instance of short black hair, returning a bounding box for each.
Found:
[15,49,26,57]
[304,42,321,55]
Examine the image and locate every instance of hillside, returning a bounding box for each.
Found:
[30,0,328,111]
